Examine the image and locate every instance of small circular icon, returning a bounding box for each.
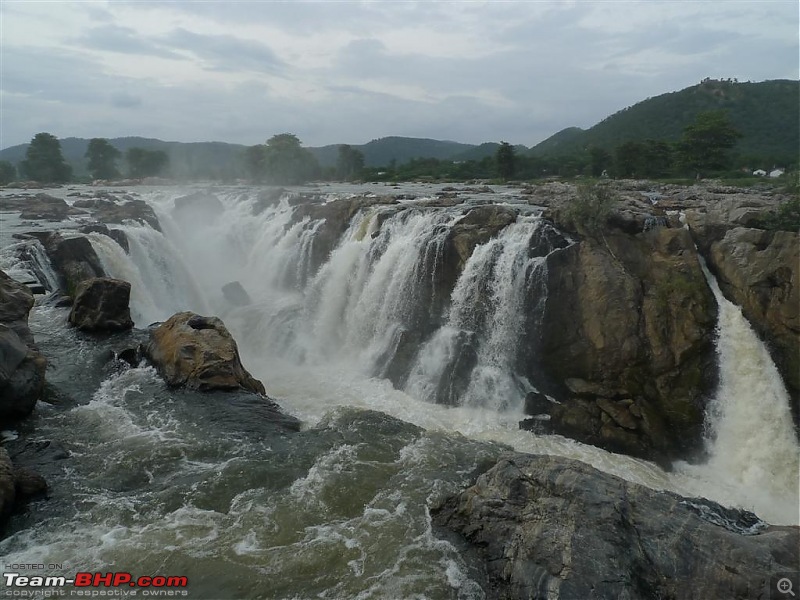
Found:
[778,578,796,597]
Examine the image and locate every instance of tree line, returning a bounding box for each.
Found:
[0,110,789,187]
[0,133,171,185]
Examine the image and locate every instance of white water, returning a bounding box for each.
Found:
[671,262,800,523]
[82,186,799,524]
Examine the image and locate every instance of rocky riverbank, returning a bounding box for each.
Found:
[432,452,799,599]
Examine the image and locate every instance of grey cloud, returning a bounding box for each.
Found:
[111,92,143,108]
[77,25,184,59]
[158,27,285,74]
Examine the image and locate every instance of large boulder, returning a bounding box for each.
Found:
[708,227,799,413]
[0,270,47,424]
[145,312,265,395]
[68,277,134,332]
[432,453,799,600]
[530,224,717,464]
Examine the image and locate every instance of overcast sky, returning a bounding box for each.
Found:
[1,0,797,150]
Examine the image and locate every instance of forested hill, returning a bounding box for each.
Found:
[309,137,483,168]
[531,79,799,163]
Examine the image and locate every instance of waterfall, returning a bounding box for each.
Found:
[674,260,800,523]
[405,217,555,412]
[35,186,796,523]
[88,227,208,325]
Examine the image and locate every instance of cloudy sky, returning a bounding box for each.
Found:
[1,0,797,150]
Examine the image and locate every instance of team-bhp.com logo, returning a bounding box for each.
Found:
[3,571,189,597]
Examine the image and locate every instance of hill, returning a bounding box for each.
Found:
[530,79,799,163]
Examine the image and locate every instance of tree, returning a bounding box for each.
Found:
[260,133,319,185]
[244,145,267,182]
[85,138,121,180]
[589,147,613,177]
[19,132,72,183]
[336,144,365,181]
[615,141,644,178]
[677,110,742,176]
[126,148,169,178]
[495,141,515,180]
[0,160,16,185]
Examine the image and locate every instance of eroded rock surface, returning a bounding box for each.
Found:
[145,311,265,395]
[68,277,134,332]
[531,223,717,463]
[433,453,800,600]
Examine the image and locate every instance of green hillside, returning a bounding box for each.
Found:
[531,79,799,163]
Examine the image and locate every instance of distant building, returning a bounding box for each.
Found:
[753,169,767,176]
[769,169,785,178]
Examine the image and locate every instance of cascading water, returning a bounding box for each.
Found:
[2,183,798,599]
[405,217,555,411]
[671,260,800,524]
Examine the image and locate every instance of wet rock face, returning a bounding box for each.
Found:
[68,277,134,333]
[145,311,266,395]
[0,270,47,424]
[79,224,129,253]
[530,225,717,463]
[21,232,106,298]
[432,453,800,600]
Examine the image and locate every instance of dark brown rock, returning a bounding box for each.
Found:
[145,311,265,395]
[533,226,717,463]
[68,277,134,332]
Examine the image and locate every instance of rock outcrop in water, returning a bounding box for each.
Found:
[17,232,106,298]
[0,270,47,424]
[145,311,266,395]
[540,228,717,462]
[432,453,800,600]
[68,277,134,332]
[519,187,718,464]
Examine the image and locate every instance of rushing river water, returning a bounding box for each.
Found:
[1,183,798,599]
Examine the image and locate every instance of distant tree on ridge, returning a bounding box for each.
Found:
[86,138,121,180]
[19,132,72,183]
